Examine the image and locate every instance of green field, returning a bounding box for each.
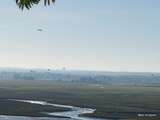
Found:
[0,80,160,120]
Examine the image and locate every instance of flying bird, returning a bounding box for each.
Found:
[37,29,43,32]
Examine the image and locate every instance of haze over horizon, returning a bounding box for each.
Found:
[0,0,160,72]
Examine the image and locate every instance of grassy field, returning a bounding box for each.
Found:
[0,80,160,120]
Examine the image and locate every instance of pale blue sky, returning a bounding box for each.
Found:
[0,0,160,72]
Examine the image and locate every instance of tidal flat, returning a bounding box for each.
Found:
[0,80,160,120]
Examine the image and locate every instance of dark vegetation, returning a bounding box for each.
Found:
[15,0,55,10]
[0,80,160,120]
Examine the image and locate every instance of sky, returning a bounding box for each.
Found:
[0,0,160,72]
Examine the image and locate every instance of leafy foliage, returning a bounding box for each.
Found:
[16,0,55,10]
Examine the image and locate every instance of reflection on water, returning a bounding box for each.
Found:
[4,99,106,120]
[47,108,96,120]
[0,116,70,120]
[0,115,106,120]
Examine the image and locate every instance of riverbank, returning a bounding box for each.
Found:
[0,99,70,118]
[0,99,104,120]
[12,99,100,120]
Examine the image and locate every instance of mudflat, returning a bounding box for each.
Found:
[0,80,160,120]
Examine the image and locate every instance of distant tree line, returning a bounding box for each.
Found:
[0,71,160,86]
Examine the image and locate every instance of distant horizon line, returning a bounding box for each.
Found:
[0,66,159,74]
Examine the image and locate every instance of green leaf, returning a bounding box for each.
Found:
[16,0,55,10]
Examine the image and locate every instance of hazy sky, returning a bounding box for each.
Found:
[0,0,160,72]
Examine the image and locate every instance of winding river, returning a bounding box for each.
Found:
[0,99,106,120]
